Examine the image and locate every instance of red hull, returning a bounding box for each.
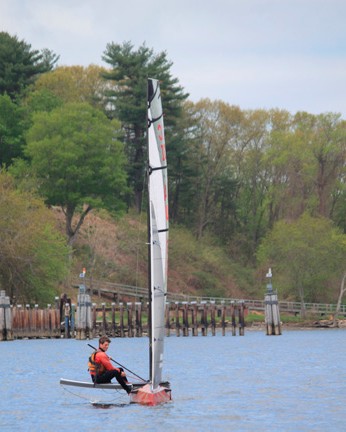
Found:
[130,384,172,406]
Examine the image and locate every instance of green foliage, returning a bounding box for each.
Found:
[0,172,70,304]
[24,102,128,243]
[257,214,346,303]
[33,65,110,109]
[102,41,188,210]
[0,31,58,100]
[24,88,63,113]
[0,94,29,166]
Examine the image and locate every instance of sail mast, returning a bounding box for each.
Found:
[147,79,153,384]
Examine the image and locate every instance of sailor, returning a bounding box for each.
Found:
[88,335,132,394]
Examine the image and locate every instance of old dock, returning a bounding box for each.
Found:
[0,289,247,340]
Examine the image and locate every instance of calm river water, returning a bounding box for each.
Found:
[1,329,345,432]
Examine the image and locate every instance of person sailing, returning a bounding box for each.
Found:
[88,335,132,394]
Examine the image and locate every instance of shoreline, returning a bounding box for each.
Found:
[247,318,346,331]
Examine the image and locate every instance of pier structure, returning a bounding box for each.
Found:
[0,294,247,340]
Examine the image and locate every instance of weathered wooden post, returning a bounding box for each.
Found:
[25,304,31,337]
[111,302,117,337]
[127,302,134,337]
[201,301,208,336]
[182,302,189,336]
[70,304,75,337]
[76,271,92,340]
[210,301,216,336]
[191,302,198,336]
[264,268,282,336]
[221,302,226,336]
[135,302,142,337]
[239,302,245,336]
[119,303,125,337]
[231,301,236,336]
[47,304,52,338]
[0,290,13,341]
[91,303,97,338]
[33,304,40,337]
[165,302,171,337]
[101,303,107,335]
[36,306,42,338]
[175,302,180,336]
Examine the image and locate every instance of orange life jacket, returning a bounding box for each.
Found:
[88,350,106,376]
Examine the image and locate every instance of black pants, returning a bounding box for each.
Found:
[92,369,130,393]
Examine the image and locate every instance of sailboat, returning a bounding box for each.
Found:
[129,78,171,405]
[60,78,171,406]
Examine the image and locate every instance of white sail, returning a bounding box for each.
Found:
[147,78,169,390]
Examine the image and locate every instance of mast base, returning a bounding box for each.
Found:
[129,383,172,406]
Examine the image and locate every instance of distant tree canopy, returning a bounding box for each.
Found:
[33,65,111,110]
[0,31,59,100]
[102,41,188,211]
[257,214,346,310]
[24,102,128,245]
[174,103,346,259]
[0,173,70,304]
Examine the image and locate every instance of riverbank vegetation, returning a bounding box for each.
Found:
[1,31,345,307]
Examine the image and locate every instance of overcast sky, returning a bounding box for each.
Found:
[1,0,346,117]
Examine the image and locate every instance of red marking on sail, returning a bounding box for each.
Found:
[160,144,166,161]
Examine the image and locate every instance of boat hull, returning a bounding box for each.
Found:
[130,383,172,406]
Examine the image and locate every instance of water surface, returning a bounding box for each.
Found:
[1,329,345,431]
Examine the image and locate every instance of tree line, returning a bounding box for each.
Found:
[0,31,345,310]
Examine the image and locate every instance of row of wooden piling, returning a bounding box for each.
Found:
[0,294,64,341]
[0,298,248,341]
[74,289,248,339]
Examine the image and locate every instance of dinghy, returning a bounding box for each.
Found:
[129,78,171,405]
[60,79,171,406]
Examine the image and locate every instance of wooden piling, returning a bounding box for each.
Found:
[175,303,180,336]
[0,291,13,341]
[111,303,117,337]
[101,303,107,335]
[264,271,282,336]
[75,289,92,340]
[231,302,236,336]
[210,302,216,336]
[200,302,208,336]
[119,303,125,337]
[135,302,142,337]
[182,302,189,336]
[239,303,245,336]
[127,302,134,337]
[165,302,171,337]
[265,292,282,336]
[191,302,198,336]
[221,302,226,336]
